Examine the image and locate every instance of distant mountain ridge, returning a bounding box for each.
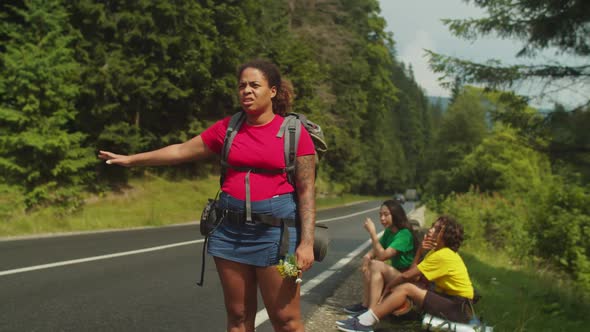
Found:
[427,96,451,112]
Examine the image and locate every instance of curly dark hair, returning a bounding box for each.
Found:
[435,215,464,252]
[237,59,294,115]
[382,199,418,251]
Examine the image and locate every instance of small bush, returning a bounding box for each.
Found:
[436,188,534,262]
[529,178,590,290]
[0,184,25,221]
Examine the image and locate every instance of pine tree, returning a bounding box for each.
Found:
[427,0,590,109]
[0,0,94,210]
[425,87,489,196]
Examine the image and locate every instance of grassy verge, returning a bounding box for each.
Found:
[463,247,589,331]
[0,175,381,237]
[423,205,589,331]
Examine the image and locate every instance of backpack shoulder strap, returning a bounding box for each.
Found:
[220,111,246,185]
[277,113,301,186]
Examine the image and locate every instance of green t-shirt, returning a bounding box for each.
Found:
[378,228,415,270]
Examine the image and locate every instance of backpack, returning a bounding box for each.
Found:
[221,111,330,261]
[220,111,327,188]
[196,112,328,286]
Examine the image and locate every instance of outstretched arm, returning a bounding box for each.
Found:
[294,154,316,272]
[98,135,214,167]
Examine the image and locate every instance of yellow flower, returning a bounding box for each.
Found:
[277,254,301,283]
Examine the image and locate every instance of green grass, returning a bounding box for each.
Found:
[381,247,590,332]
[0,175,381,237]
[0,174,219,237]
[421,206,590,331]
[462,246,590,332]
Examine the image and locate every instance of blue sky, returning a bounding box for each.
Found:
[378,0,587,109]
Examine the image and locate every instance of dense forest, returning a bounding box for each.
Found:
[1,0,589,291]
[0,0,434,211]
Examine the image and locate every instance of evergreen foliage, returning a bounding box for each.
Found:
[0,0,94,210]
[424,87,489,196]
[427,0,590,106]
[0,0,432,215]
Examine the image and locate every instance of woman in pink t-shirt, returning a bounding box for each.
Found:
[99,59,316,332]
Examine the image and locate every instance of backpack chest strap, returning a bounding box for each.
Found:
[220,161,286,174]
[220,161,287,222]
[221,112,299,224]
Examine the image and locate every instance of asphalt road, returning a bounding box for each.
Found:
[0,200,415,332]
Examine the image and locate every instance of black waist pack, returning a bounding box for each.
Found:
[199,198,221,236]
[196,196,222,287]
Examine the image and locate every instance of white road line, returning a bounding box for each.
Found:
[0,240,204,276]
[254,231,384,328]
[0,206,379,277]
[316,207,379,223]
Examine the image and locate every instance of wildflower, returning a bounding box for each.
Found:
[277,254,302,284]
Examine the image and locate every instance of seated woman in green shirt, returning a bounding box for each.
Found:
[342,199,417,315]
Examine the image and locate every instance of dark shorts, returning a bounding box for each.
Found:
[207,192,299,267]
[422,291,472,323]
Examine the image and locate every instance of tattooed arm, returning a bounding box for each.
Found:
[294,154,316,272]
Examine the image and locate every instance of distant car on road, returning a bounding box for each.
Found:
[404,188,418,201]
[394,193,405,204]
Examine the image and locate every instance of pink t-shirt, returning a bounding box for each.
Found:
[201,114,316,201]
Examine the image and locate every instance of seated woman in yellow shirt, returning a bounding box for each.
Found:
[336,216,474,332]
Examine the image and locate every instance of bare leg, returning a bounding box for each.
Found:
[257,265,303,332]
[214,257,258,332]
[371,283,427,319]
[361,264,371,306]
[368,260,400,307]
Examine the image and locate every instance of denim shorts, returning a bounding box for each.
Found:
[207,192,299,267]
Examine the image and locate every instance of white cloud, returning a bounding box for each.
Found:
[380,0,490,97]
[398,30,447,97]
[378,0,587,108]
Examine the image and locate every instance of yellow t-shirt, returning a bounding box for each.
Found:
[418,247,474,299]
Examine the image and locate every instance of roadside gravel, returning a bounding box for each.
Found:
[304,258,422,332]
[304,263,364,332]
